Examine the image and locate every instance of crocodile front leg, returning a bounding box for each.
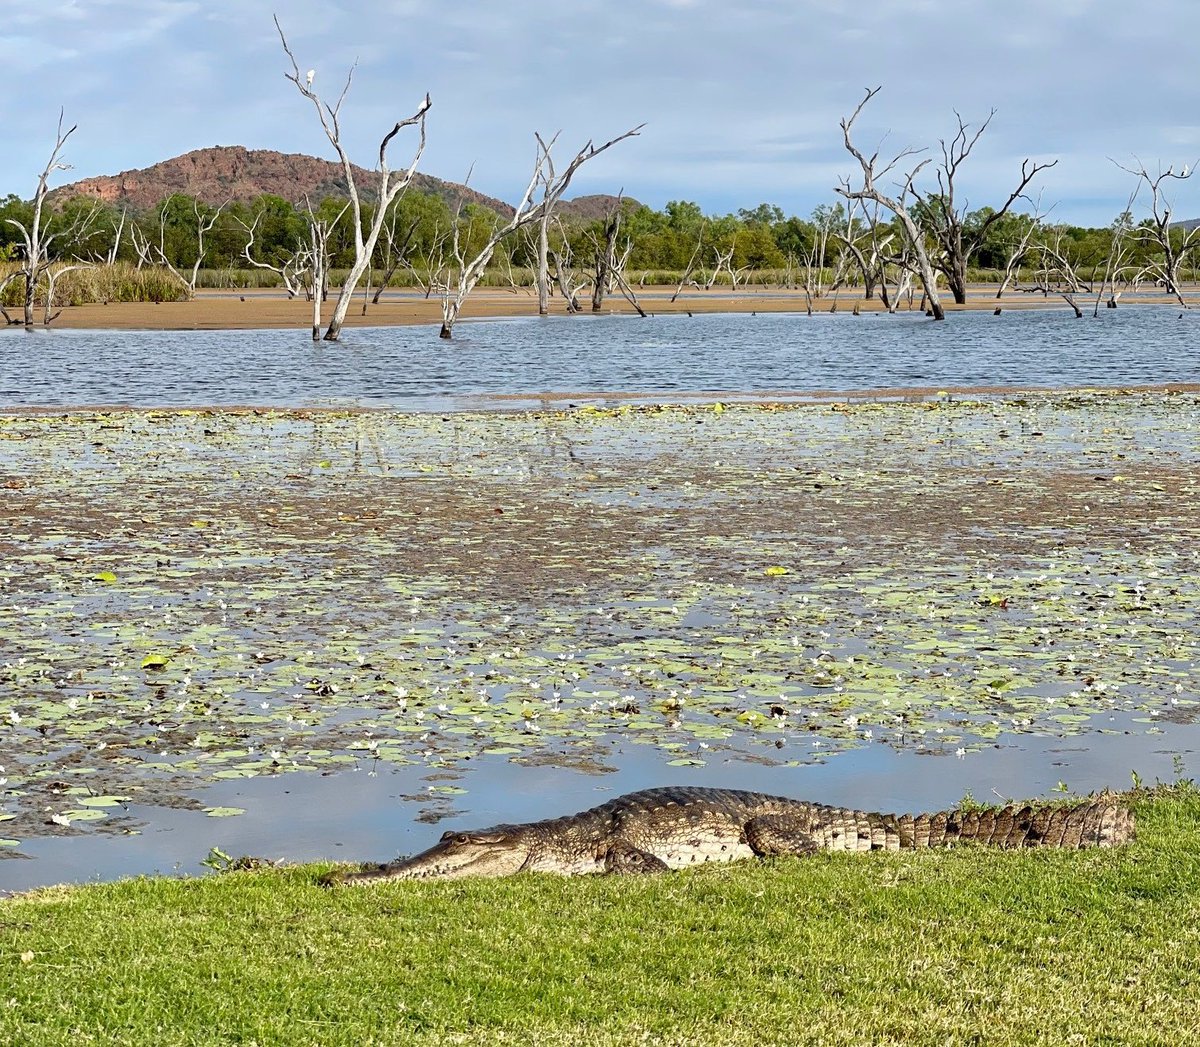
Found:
[603,839,673,874]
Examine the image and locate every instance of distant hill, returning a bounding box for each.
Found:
[53,145,517,217]
[557,194,642,222]
[51,145,634,221]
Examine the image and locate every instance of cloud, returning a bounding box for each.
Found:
[3,0,1200,225]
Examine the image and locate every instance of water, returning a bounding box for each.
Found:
[3,307,1199,891]
[1,306,1198,409]
[4,720,1196,894]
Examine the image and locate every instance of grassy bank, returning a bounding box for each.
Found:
[2,785,1197,1046]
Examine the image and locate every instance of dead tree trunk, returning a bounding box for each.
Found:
[1093,186,1139,316]
[576,202,644,316]
[996,206,1044,299]
[918,111,1056,304]
[303,198,349,341]
[704,243,735,289]
[670,223,707,302]
[591,196,626,312]
[531,129,641,317]
[371,214,420,305]
[235,211,310,299]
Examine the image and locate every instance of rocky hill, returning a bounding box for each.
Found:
[52,145,638,221]
[54,145,517,216]
[557,194,642,222]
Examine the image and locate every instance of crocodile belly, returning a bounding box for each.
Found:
[648,828,756,869]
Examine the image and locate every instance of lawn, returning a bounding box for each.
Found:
[2,785,1197,1046]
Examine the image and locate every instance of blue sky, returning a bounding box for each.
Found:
[2,0,1197,226]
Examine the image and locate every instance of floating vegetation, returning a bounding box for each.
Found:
[1,392,1198,847]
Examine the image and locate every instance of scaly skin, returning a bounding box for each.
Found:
[320,786,1135,885]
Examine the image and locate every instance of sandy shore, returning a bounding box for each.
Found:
[38,284,1186,331]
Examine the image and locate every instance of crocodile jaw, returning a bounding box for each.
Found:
[364,830,531,881]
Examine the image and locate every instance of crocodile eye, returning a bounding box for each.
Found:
[454,833,471,844]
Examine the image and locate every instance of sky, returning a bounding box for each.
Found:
[2,0,1198,226]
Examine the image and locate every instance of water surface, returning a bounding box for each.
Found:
[2,307,1197,409]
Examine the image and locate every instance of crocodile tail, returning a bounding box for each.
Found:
[902,800,1136,849]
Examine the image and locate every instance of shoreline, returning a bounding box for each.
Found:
[16,284,1193,332]
[4,383,1200,419]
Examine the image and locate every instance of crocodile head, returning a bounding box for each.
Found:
[331,827,533,883]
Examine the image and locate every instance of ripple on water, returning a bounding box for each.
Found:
[2,307,1200,409]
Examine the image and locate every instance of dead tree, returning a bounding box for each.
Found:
[2,112,99,327]
[403,219,451,300]
[1093,186,1140,316]
[302,197,350,340]
[798,231,827,315]
[831,199,891,301]
[550,246,586,312]
[370,210,421,305]
[704,242,737,290]
[915,111,1056,303]
[670,222,707,302]
[805,204,843,299]
[1024,226,1087,316]
[587,196,644,315]
[129,197,225,298]
[531,126,642,316]
[539,216,589,312]
[1113,157,1200,306]
[590,201,620,312]
[102,207,127,265]
[995,202,1047,299]
[234,211,310,299]
[837,87,945,320]
[276,17,430,341]
[1030,227,1090,295]
[439,126,641,339]
[880,247,918,313]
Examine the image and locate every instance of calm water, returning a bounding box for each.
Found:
[4,721,1197,894]
[1,306,1198,409]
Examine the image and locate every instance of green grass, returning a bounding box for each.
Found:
[2,786,1198,1046]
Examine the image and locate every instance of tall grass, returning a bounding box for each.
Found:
[0,262,190,306]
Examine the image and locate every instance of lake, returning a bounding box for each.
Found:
[1,309,1198,892]
[2,306,1199,409]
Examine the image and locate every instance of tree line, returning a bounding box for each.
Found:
[2,187,1186,286]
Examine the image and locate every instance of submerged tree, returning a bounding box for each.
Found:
[837,87,945,320]
[1114,157,1200,306]
[531,127,642,316]
[275,17,430,341]
[915,111,1057,304]
[1,112,98,327]
[439,126,641,339]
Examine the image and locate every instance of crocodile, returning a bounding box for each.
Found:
[320,785,1134,884]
